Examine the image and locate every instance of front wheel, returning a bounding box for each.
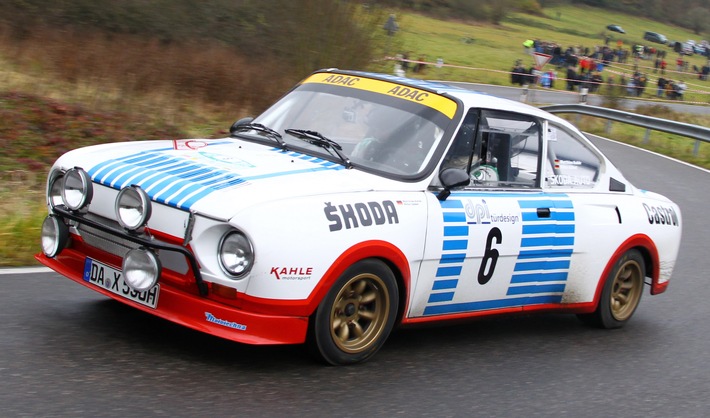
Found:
[309,259,398,365]
[578,249,645,328]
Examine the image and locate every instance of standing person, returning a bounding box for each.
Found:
[566,66,578,91]
[665,80,675,99]
[675,80,687,100]
[657,77,667,97]
[523,39,534,55]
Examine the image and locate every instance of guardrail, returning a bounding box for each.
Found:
[541,104,710,156]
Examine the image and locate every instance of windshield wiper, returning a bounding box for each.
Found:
[231,123,287,150]
[285,129,352,168]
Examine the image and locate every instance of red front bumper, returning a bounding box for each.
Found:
[36,251,310,346]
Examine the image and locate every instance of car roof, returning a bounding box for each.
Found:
[340,69,570,125]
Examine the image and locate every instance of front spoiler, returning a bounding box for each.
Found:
[36,252,310,346]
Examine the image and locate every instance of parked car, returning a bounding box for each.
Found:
[670,41,694,56]
[606,24,625,34]
[37,69,683,365]
[687,40,706,55]
[644,31,668,44]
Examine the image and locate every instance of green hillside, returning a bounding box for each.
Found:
[384,4,710,102]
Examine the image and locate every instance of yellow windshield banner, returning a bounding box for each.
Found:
[303,72,457,119]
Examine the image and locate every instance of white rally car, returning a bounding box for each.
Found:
[38,69,682,365]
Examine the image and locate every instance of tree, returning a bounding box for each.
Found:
[684,7,710,35]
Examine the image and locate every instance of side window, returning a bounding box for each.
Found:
[443,109,541,188]
[544,123,601,188]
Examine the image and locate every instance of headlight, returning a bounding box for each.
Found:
[219,230,254,278]
[115,186,152,231]
[41,215,69,257]
[61,168,93,211]
[48,172,64,208]
[122,247,161,291]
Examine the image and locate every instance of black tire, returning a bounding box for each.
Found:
[578,249,645,329]
[309,259,398,365]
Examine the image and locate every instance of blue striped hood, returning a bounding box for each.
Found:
[58,138,371,220]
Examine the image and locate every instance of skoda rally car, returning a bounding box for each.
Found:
[37,69,682,365]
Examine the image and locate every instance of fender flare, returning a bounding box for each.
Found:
[304,240,411,317]
[589,234,662,311]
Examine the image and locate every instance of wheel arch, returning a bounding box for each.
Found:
[306,240,411,320]
[590,234,661,309]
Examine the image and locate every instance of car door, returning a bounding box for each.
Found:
[409,110,576,319]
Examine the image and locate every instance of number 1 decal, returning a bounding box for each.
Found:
[478,227,502,285]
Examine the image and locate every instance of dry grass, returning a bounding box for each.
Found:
[0,26,296,122]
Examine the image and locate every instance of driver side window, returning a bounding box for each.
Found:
[443,109,542,188]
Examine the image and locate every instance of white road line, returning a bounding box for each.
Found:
[0,266,52,275]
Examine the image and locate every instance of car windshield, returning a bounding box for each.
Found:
[249,76,454,177]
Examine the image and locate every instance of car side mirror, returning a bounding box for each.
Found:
[437,168,470,201]
[229,117,254,134]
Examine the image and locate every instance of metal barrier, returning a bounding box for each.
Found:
[541,104,710,156]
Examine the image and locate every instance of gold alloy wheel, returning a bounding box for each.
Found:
[329,273,390,354]
[609,258,643,322]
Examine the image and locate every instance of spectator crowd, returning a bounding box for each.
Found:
[511,38,710,101]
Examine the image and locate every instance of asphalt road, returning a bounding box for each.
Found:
[2,138,709,417]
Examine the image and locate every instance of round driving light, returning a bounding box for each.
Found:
[115,186,152,231]
[48,173,64,208]
[122,248,161,292]
[41,215,69,257]
[219,231,254,277]
[62,168,93,211]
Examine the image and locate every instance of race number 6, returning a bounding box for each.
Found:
[478,227,502,285]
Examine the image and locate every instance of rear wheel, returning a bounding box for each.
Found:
[309,259,398,365]
[578,249,645,328]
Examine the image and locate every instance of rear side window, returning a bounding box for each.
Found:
[543,123,601,188]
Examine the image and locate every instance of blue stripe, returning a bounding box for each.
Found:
[440,253,466,263]
[432,279,458,290]
[436,266,462,277]
[87,149,345,211]
[90,161,127,183]
[443,212,467,223]
[518,199,573,209]
[511,272,569,283]
[423,295,563,315]
[518,249,573,259]
[443,240,468,250]
[111,158,182,185]
[118,161,189,187]
[514,260,571,271]
[522,224,576,234]
[444,225,468,237]
[428,292,455,303]
[506,284,566,295]
[521,236,575,247]
[518,199,560,208]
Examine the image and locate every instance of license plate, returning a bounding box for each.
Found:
[83,258,160,309]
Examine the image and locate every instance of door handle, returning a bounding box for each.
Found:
[537,208,551,218]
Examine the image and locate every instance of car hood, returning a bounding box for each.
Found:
[56,138,402,221]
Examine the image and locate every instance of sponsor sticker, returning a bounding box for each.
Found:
[303,73,457,119]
